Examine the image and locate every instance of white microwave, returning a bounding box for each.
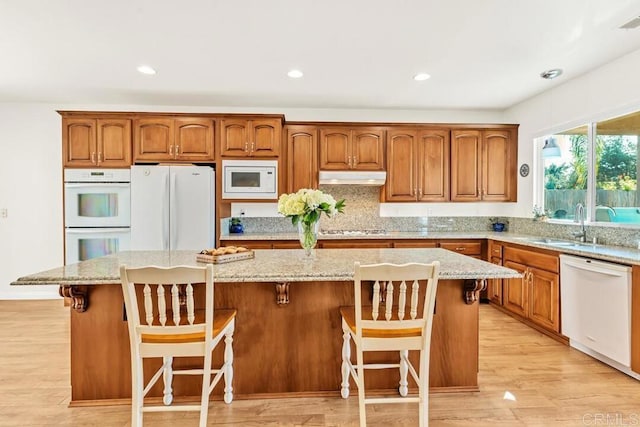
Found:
[222,160,278,199]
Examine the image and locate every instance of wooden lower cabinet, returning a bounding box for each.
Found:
[528,266,560,332]
[503,261,528,317]
[502,245,561,336]
[488,256,503,305]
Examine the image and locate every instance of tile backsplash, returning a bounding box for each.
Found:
[224,185,640,249]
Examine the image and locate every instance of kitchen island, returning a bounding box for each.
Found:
[13,248,519,406]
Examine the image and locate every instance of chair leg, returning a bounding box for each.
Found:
[162,356,173,405]
[131,356,144,427]
[355,346,367,427]
[399,349,409,397]
[223,326,234,404]
[199,350,213,427]
[419,350,430,427]
[340,326,351,399]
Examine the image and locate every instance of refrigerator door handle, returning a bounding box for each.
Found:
[170,171,177,250]
[163,173,170,250]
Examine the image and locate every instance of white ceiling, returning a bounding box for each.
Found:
[2,0,640,110]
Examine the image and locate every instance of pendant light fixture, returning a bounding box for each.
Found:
[540,68,563,158]
[542,137,561,158]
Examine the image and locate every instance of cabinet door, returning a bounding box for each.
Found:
[503,260,528,317]
[528,267,560,332]
[319,128,350,170]
[351,128,385,170]
[220,119,250,156]
[385,129,417,201]
[97,119,131,167]
[417,129,449,201]
[250,119,281,157]
[451,130,481,201]
[63,118,97,167]
[175,118,214,161]
[482,129,516,201]
[286,126,318,192]
[133,118,175,161]
[488,256,503,305]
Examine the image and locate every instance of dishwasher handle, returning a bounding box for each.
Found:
[561,258,629,278]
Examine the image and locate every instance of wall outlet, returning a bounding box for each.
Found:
[0,208,7,218]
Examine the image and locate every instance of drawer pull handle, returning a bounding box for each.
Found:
[456,247,465,251]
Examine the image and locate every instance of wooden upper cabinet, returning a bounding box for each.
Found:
[220,117,281,157]
[97,119,131,166]
[319,127,384,170]
[133,118,174,161]
[286,125,318,193]
[451,130,482,201]
[133,117,214,162]
[63,117,131,168]
[174,118,214,161]
[351,129,385,170]
[417,130,449,201]
[385,128,449,202]
[451,127,517,202]
[482,129,516,201]
[386,129,417,201]
[319,128,350,169]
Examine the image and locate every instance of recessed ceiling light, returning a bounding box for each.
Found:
[287,69,304,79]
[540,69,563,80]
[413,73,431,81]
[137,65,157,75]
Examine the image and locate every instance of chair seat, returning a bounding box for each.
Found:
[141,309,237,344]
[340,306,422,338]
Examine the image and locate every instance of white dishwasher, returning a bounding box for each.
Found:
[560,254,636,379]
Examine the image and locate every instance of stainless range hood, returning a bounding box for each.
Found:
[318,170,386,186]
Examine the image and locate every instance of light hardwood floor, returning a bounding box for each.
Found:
[1,300,639,426]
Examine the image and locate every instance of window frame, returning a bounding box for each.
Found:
[535,109,640,228]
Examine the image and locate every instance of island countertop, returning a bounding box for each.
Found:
[12,248,520,286]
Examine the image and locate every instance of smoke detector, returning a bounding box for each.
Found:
[619,16,640,30]
[540,69,563,80]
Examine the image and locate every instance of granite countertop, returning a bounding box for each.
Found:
[12,248,519,286]
[222,231,640,266]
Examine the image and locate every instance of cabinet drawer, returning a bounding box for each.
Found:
[393,240,438,248]
[503,246,559,273]
[439,241,482,256]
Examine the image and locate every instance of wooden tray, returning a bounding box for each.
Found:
[196,250,255,264]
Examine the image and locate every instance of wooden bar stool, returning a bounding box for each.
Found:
[340,261,440,427]
[120,264,236,427]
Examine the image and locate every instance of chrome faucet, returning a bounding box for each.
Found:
[572,203,587,242]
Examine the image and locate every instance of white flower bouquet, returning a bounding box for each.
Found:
[278,189,345,254]
[277,188,346,226]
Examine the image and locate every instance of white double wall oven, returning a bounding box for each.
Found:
[64,169,131,264]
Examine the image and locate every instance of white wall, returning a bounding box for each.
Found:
[0,103,506,299]
[0,104,63,299]
[505,48,640,215]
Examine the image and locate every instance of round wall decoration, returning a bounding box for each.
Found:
[519,163,530,177]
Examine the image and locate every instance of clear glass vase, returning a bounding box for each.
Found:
[298,220,320,256]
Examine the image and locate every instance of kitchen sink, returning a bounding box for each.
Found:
[513,237,598,248]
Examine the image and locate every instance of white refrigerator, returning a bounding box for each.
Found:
[130,165,215,250]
